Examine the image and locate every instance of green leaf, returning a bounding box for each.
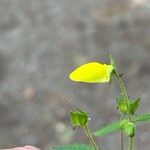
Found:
[93,120,135,137]
[129,98,140,114]
[133,113,150,122]
[120,120,135,137]
[52,144,92,150]
[116,95,128,114]
[93,121,122,137]
[70,109,88,127]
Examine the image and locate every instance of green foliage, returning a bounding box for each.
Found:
[70,109,88,127]
[67,54,150,150]
[93,121,122,137]
[133,113,150,122]
[52,144,92,150]
[94,119,135,137]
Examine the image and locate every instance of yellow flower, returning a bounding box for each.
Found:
[69,62,114,83]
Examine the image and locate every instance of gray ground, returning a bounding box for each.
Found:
[0,0,150,150]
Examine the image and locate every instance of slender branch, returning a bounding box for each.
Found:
[121,132,124,150]
[114,71,131,121]
[114,70,134,150]
[129,137,134,150]
[120,114,124,150]
[84,124,99,150]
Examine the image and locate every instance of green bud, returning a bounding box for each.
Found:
[70,109,88,127]
[120,120,135,137]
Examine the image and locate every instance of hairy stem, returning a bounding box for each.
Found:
[129,137,134,150]
[114,70,134,150]
[121,132,123,150]
[114,71,131,121]
[84,124,99,150]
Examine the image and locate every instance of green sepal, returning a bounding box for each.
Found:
[109,52,117,69]
[129,98,140,114]
[70,109,88,127]
[93,121,122,137]
[116,95,140,114]
[116,94,128,114]
[52,143,92,150]
[108,53,116,85]
[120,120,135,137]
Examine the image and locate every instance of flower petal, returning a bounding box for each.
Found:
[69,62,114,83]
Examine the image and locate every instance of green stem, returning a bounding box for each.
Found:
[129,137,133,150]
[84,124,99,150]
[121,132,123,150]
[114,70,134,150]
[114,71,131,121]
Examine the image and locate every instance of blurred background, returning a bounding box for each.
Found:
[0,0,150,149]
